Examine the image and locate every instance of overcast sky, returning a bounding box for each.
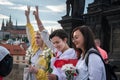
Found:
[0,0,94,31]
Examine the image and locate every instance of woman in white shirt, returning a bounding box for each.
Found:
[71,25,106,80]
[33,6,78,80]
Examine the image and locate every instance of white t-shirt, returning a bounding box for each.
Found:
[76,48,106,80]
[51,48,77,80]
[41,29,78,80]
[30,50,42,66]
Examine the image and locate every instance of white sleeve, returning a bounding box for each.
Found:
[50,58,66,80]
[41,29,56,53]
[88,53,106,80]
[52,68,66,80]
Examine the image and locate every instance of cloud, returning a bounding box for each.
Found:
[42,20,62,28]
[10,6,33,11]
[0,14,9,19]
[42,20,58,24]
[39,9,52,13]
[46,4,65,12]
[30,20,58,26]
[0,0,14,6]
[9,5,51,13]
[9,5,27,11]
[32,24,62,33]
[0,0,65,31]
[29,20,62,32]
[9,5,36,11]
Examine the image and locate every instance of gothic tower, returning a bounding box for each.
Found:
[1,19,5,31]
[6,15,13,30]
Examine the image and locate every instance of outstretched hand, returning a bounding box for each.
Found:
[25,6,30,17]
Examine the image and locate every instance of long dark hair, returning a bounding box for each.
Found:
[71,25,98,59]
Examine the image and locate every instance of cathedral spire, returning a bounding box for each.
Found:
[9,15,12,23]
[2,19,4,27]
[1,19,5,31]
[6,20,8,26]
[7,14,13,28]
[16,19,17,27]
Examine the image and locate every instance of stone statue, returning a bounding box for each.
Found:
[65,0,74,16]
[65,0,85,17]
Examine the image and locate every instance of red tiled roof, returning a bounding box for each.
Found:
[19,43,28,51]
[6,30,26,34]
[0,44,26,55]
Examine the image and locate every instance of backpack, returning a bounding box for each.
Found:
[85,50,118,80]
[0,54,13,77]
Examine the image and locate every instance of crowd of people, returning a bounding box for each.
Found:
[23,6,108,80]
[1,5,117,80]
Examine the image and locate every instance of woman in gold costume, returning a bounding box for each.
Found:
[25,6,52,80]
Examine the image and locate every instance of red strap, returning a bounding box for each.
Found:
[0,76,3,80]
[54,59,78,68]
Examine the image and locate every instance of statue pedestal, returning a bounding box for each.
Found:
[58,16,84,29]
[58,16,84,47]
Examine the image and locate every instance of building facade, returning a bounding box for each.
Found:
[0,15,27,41]
[0,44,27,64]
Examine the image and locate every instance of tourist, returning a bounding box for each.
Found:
[95,38,108,62]
[24,6,53,80]
[72,25,106,80]
[33,6,78,80]
[0,46,13,80]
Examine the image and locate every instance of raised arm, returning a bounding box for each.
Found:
[25,6,39,54]
[33,6,45,32]
[33,6,56,53]
[25,6,31,43]
[25,6,30,24]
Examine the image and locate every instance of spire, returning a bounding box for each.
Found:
[9,15,11,23]
[2,19,4,27]
[6,20,8,26]
[16,19,17,27]
[1,19,5,31]
[8,14,13,28]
